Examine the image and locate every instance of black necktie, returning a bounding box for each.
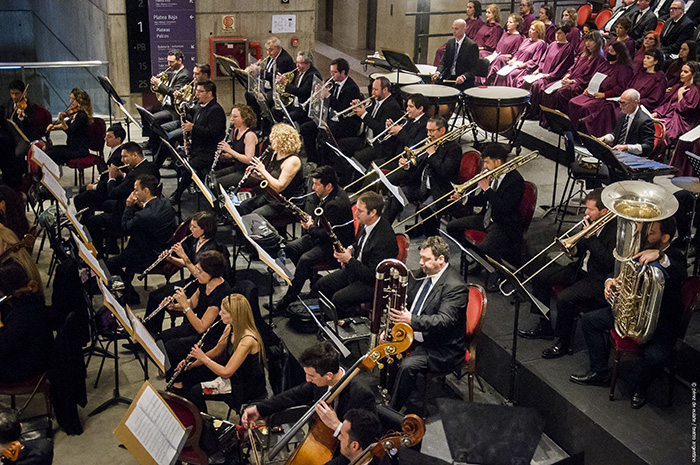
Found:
[620,115,630,144]
[354,227,366,258]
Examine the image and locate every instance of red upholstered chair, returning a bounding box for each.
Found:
[396,233,410,263]
[459,150,481,183]
[650,119,667,161]
[68,117,106,185]
[0,373,52,425]
[595,9,613,29]
[456,284,488,402]
[655,20,664,35]
[577,3,592,26]
[608,276,700,403]
[32,106,52,142]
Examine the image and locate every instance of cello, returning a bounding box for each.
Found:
[267,323,414,464]
[348,414,426,465]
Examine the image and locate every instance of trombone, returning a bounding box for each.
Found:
[368,112,408,146]
[498,211,617,296]
[335,97,373,119]
[398,150,539,232]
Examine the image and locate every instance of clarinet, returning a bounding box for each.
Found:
[166,320,222,390]
[180,101,191,158]
[315,209,345,253]
[231,145,274,196]
[259,180,310,222]
[137,233,193,280]
[142,278,198,323]
[210,126,234,174]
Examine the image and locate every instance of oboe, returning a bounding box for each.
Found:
[142,278,198,323]
[210,126,234,174]
[231,146,273,196]
[181,101,191,158]
[137,233,193,280]
[166,320,222,391]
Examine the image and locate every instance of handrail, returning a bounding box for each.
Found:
[0,61,107,70]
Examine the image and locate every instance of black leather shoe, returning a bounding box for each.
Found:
[518,322,554,340]
[542,343,569,359]
[631,392,647,409]
[122,342,144,352]
[569,371,611,386]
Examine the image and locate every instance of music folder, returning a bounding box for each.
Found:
[325,142,365,174]
[371,161,408,206]
[162,137,216,207]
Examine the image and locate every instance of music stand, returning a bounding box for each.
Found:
[381,48,421,91]
[682,151,700,272]
[98,75,141,140]
[165,137,216,209]
[439,229,495,274]
[136,104,169,163]
[540,106,578,217]
[577,132,629,182]
[213,53,247,104]
[296,297,351,358]
[273,90,298,130]
[248,63,277,124]
[370,161,408,206]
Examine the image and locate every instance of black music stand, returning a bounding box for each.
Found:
[381,48,421,102]
[213,53,247,105]
[683,151,700,273]
[136,104,169,163]
[540,106,578,218]
[577,132,629,182]
[98,75,141,140]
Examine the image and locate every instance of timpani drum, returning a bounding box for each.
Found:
[401,84,461,120]
[415,64,437,83]
[369,72,423,86]
[462,86,530,134]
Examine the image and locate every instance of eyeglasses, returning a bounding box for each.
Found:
[670,6,682,9]
[619,100,632,106]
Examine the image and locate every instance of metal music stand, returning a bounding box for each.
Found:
[577,132,630,183]
[136,104,169,162]
[540,106,578,218]
[381,48,422,102]
[213,53,247,105]
[681,151,700,273]
[98,75,141,140]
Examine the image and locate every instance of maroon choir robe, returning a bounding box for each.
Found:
[604,36,636,58]
[545,23,556,43]
[569,61,633,134]
[476,22,505,56]
[482,32,524,83]
[466,17,485,39]
[567,27,581,55]
[519,13,536,35]
[654,84,700,144]
[670,136,700,176]
[510,41,575,89]
[664,59,687,89]
[541,52,604,115]
[492,39,547,86]
[631,47,656,74]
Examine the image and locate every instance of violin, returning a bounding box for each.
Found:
[10,83,29,121]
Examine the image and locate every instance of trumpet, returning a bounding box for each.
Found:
[368,112,409,146]
[335,97,373,119]
[301,77,333,110]
[137,233,193,281]
[142,278,198,324]
[98,164,128,177]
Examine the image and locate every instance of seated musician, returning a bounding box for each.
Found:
[45,88,92,165]
[0,407,53,465]
[171,294,267,414]
[518,189,616,358]
[170,79,227,205]
[383,116,462,238]
[142,212,221,335]
[0,186,30,239]
[597,89,655,157]
[241,341,376,437]
[147,49,192,146]
[271,166,355,314]
[651,61,700,146]
[316,192,398,318]
[106,175,177,304]
[571,218,686,410]
[158,250,231,382]
[0,226,43,298]
[238,123,304,223]
[275,51,323,124]
[213,104,259,192]
[445,143,525,287]
[387,236,468,413]
[432,19,479,90]
[325,409,384,465]
[244,36,296,122]
[4,80,39,158]
[299,58,362,165]
[336,76,403,183]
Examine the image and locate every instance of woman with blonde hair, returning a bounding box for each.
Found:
[491,20,548,85]
[0,225,43,297]
[482,13,524,83]
[474,4,504,56]
[174,293,267,413]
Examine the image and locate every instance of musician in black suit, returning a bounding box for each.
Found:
[241,341,376,432]
[432,19,480,90]
[4,80,39,159]
[171,80,227,204]
[275,51,323,124]
[519,189,618,357]
[653,0,675,20]
[629,0,659,43]
[150,49,192,124]
[599,89,656,157]
[326,409,383,465]
[446,143,525,275]
[660,1,695,55]
[572,218,687,409]
[384,116,462,237]
[388,236,468,413]
[272,166,355,313]
[107,174,177,304]
[316,191,399,318]
[245,37,296,122]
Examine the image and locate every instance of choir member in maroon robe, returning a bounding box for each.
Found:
[483,14,524,83]
[539,5,556,43]
[466,1,485,39]
[664,41,697,89]
[510,24,575,89]
[603,17,636,58]
[475,4,505,56]
[519,0,536,36]
[562,8,581,53]
[570,41,634,135]
[632,31,661,73]
[492,21,548,86]
[652,62,700,145]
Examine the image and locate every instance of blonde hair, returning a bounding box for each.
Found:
[0,226,43,296]
[220,294,267,368]
[564,8,578,26]
[486,4,501,23]
[270,123,302,156]
[531,20,546,40]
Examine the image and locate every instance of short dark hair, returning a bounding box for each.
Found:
[197,79,216,94]
[8,80,25,92]
[122,141,144,158]
[331,58,350,75]
[617,16,632,32]
[344,409,381,450]
[481,142,509,163]
[469,0,483,17]
[428,116,448,130]
[107,123,126,142]
[376,76,391,91]
[191,212,217,238]
[584,187,605,211]
[358,191,384,216]
[0,262,29,297]
[311,165,338,187]
[556,22,572,34]
[136,174,158,195]
[0,407,21,445]
[195,63,211,77]
[420,236,450,262]
[407,93,427,112]
[644,47,664,71]
[168,49,184,61]
[658,217,677,241]
[299,341,339,375]
[198,250,227,278]
[541,4,554,21]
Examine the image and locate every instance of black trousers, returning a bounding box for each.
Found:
[390,346,429,413]
[446,215,522,264]
[285,235,336,298]
[315,267,373,318]
[158,323,199,380]
[48,145,87,165]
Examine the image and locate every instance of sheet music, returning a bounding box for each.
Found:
[606,96,621,102]
[71,232,109,284]
[245,234,293,285]
[587,72,607,95]
[124,385,186,465]
[325,142,365,174]
[127,307,166,370]
[544,80,563,94]
[41,170,69,207]
[219,185,248,235]
[680,125,700,143]
[98,279,133,333]
[485,51,500,63]
[65,205,92,247]
[522,74,543,84]
[31,145,60,179]
[371,162,408,207]
[496,65,516,76]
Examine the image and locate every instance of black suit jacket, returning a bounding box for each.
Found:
[394,114,428,150]
[107,158,160,201]
[329,77,363,139]
[94,145,125,196]
[255,377,375,421]
[604,4,636,32]
[346,217,398,285]
[437,36,480,89]
[408,139,462,199]
[629,7,659,42]
[660,14,695,55]
[3,98,39,141]
[305,185,355,248]
[260,48,296,88]
[652,0,675,21]
[653,245,687,340]
[156,66,192,102]
[189,99,227,164]
[613,109,655,156]
[285,65,323,104]
[120,197,177,268]
[687,0,700,24]
[359,97,404,137]
[467,169,525,232]
[575,218,617,281]
[408,264,468,372]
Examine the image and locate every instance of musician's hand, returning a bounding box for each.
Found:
[426,144,436,155]
[431,72,440,83]
[150,76,161,86]
[126,191,138,207]
[314,401,341,431]
[218,141,233,157]
[176,359,187,372]
[398,157,409,169]
[455,75,465,85]
[181,121,194,132]
[241,406,260,428]
[477,176,491,191]
[593,92,604,99]
[301,217,314,230]
[172,242,186,259]
[173,90,183,99]
[604,277,619,300]
[249,157,268,177]
[388,123,402,136]
[378,331,386,344]
[612,144,628,152]
[188,345,207,363]
[108,163,124,179]
[634,249,660,266]
[390,307,412,325]
[86,181,96,191]
[583,215,591,227]
[651,112,658,118]
[334,247,352,264]
[583,88,591,96]
[173,288,188,309]
[276,72,287,85]
[352,101,366,117]
[449,190,462,202]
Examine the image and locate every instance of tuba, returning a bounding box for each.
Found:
[602,181,679,344]
[275,70,297,107]
[150,69,170,102]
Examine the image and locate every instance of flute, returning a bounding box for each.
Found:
[142,278,198,323]
[166,320,222,391]
[137,233,193,280]
[98,164,128,177]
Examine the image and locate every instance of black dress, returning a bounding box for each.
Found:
[47,110,90,164]
[215,128,255,191]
